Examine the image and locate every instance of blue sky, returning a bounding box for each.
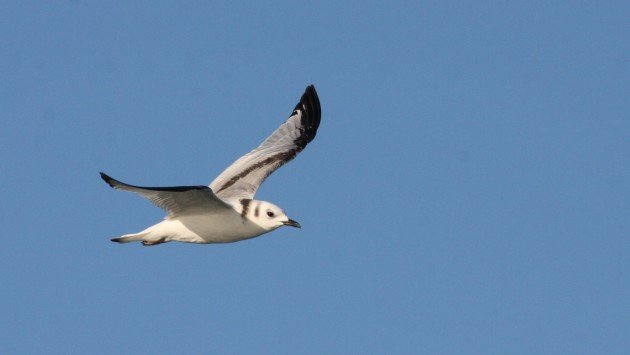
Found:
[1,1,628,354]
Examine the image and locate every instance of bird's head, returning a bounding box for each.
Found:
[245,200,301,231]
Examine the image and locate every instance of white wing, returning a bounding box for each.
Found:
[209,85,321,201]
[100,173,232,217]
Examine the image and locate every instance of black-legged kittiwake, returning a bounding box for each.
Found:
[100,85,321,246]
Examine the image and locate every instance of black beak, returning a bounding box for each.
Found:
[283,219,301,228]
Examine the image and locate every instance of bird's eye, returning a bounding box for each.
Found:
[266,211,274,217]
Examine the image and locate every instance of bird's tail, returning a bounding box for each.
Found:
[111,232,148,244]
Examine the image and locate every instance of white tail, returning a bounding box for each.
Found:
[111,232,147,244]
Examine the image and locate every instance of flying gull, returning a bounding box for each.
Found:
[101,85,321,246]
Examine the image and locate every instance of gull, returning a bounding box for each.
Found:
[100,85,320,246]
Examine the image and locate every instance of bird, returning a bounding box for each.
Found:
[100,85,321,246]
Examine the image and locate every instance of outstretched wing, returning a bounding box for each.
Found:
[209,85,321,201]
[100,173,232,217]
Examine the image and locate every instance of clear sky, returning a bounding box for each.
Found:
[1,2,628,354]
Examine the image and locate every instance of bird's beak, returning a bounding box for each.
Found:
[283,219,301,228]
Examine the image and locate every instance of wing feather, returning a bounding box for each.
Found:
[100,173,231,217]
[209,85,321,200]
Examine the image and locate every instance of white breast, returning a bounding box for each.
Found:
[150,209,268,244]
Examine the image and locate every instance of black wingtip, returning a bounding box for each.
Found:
[110,237,123,243]
[294,85,319,110]
[292,84,321,149]
[303,85,320,124]
[100,172,116,188]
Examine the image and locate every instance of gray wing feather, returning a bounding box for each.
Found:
[209,85,321,201]
[100,173,231,217]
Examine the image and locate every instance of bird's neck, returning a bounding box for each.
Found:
[236,198,264,220]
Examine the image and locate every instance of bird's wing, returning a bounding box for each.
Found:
[100,173,232,217]
[209,85,321,201]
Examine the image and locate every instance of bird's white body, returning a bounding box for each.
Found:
[126,200,276,244]
[101,85,320,246]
